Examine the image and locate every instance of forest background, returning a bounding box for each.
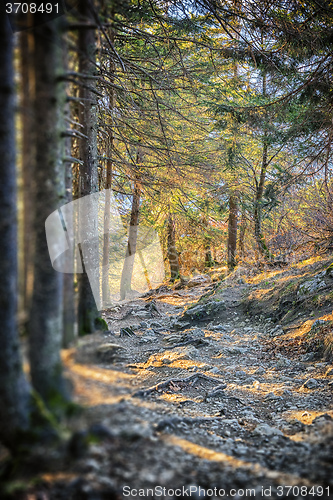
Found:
[0,0,333,456]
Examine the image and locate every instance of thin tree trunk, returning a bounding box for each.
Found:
[62,146,75,347]
[205,245,214,267]
[254,138,271,259]
[19,29,35,315]
[254,72,272,260]
[77,0,101,334]
[227,194,238,270]
[62,40,75,348]
[254,142,267,254]
[28,16,69,403]
[167,214,180,281]
[238,205,247,259]
[102,41,115,306]
[102,162,113,307]
[120,168,142,300]
[226,35,240,272]
[0,13,32,448]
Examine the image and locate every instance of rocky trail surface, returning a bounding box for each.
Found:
[28,278,333,499]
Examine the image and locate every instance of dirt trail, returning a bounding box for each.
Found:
[60,280,333,499]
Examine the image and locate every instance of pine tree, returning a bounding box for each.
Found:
[0,12,33,448]
[28,14,70,404]
[77,0,104,333]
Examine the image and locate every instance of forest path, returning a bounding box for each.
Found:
[62,280,333,499]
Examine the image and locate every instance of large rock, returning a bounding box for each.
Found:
[297,277,327,297]
[96,343,126,362]
[187,274,212,288]
[181,300,225,323]
[253,423,283,437]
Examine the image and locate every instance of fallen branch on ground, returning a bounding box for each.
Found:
[155,415,226,432]
[132,373,221,397]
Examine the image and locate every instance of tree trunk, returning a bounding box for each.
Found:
[205,245,214,267]
[254,139,271,259]
[0,13,32,448]
[62,40,75,348]
[28,15,69,403]
[227,194,238,270]
[62,145,75,347]
[167,214,180,281]
[77,0,101,334]
[102,39,115,307]
[102,159,113,306]
[254,72,272,260]
[238,205,247,259]
[120,168,142,300]
[19,29,35,315]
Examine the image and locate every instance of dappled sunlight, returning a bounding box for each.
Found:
[137,350,208,370]
[247,269,289,285]
[163,434,264,471]
[161,435,311,485]
[168,359,205,370]
[283,320,313,339]
[68,363,133,384]
[247,269,313,286]
[159,393,195,403]
[296,256,324,268]
[41,472,77,483]
[226,380,289,397]
[62,349,136,406]
[160,297,189,306]
[70,373,126,406]
[282,410,333,425]
[204,331,225,340]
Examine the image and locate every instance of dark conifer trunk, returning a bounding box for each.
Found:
[62,47,75,348]
[0,13,32,446]
[62,163,75,345]
[254,139,271,259]
[28,15,69,403]
[254,73,272,260]
[19,29,35,314]
[77,0,101,333]
[227,194,238,270]
[239,205,247,259]
[102,27,115,307]
[62,140,75,347]
[205,245,214,267]
[167,214,180,281]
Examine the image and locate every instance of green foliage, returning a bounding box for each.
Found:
[94,317,109,331]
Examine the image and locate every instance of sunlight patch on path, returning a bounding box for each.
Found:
[163,435,313,485]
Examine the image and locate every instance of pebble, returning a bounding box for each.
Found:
[303,378,319,389]
[209,324,227,332]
